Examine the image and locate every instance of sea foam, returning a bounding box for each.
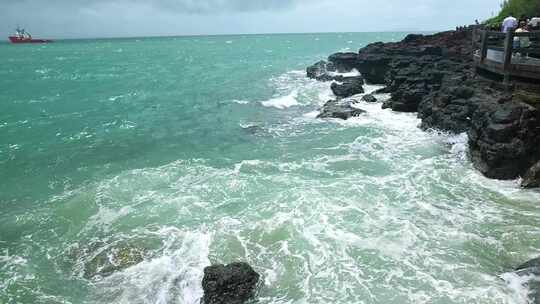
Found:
[261,90,300,109]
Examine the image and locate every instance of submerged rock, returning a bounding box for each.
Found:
[83,245,146,279]
[202,262,260,304]
[517,257,540,272]
[331,76,364,98]
[361,94,378,103]
[317,99,366,120]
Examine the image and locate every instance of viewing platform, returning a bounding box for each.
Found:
[473,28,540,83]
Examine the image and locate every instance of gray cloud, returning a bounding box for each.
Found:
[3,0,309,13]
[0,0,501,39]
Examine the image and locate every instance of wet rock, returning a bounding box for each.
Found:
[317,99,366,120]
[308,28,540,182]
[356,43,394,84]
[522,161,540,188]
[418,80,481,133]
[306,60,342,82]
[373,87,392,94]
[306,60,327,79]
[83,245,146,279]
[517,257,540,272]
[468,101,540,180]
[362,94,378,103]
[331,76,364,98]
[328,52,359,72]
[419,45,444,56]
[202,262,260,304]
[383,84,429,112]
[402,34,424,43]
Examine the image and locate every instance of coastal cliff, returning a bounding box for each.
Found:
[308,29,540,186]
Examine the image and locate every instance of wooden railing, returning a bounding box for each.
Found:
[472,28,540,83]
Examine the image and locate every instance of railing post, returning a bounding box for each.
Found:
[503,29,514,84]
[480,30,488,62]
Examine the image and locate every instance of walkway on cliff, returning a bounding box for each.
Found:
[473,29,540,82]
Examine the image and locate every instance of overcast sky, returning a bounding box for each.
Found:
[1,0,502,39]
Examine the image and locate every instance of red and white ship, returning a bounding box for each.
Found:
[9,28,52,44]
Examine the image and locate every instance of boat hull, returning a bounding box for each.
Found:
[9,36,52,43]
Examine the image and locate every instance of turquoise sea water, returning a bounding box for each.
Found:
[1,33,540,304]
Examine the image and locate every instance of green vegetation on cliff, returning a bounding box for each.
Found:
[488,0,540,24]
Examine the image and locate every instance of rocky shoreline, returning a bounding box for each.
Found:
[307,29,540,187]
[72,30,540,304]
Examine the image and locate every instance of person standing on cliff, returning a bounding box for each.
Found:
[502,13,518,33]
[514,21,531,57]
[529,15,540,31]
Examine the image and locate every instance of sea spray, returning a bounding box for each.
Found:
[1,32,539,304]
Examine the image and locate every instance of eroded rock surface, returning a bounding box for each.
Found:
[202,262,260,304]
[362,94,378,103]
[330,76,364,98]
[307,29,540,183]
[317,99,366,120]
[522,161,540,188]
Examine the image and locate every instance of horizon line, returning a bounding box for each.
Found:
[1,29,444,42]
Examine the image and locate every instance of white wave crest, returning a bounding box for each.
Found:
[261,90,299,109]
[327,69,362,78]
[501,271,540,304]
[92,228,210,304]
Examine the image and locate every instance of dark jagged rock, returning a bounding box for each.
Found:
[402,34,424,43]
[307,28,540,185]
[317,99,366,120]
[522,161,540,188]
[306,60,343,82]
[468,101,540,179]
[356,43,394,84]
[331,76,364,98]
[517,257,540,271]
[328,52,359,72]
[418,78,489,133]
[362,94,378,103]
[373,87,392,94]
[306,60,328,80]
[383,83,429,112]
[202,262,260,304]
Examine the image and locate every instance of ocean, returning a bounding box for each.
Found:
[1,32,540,304]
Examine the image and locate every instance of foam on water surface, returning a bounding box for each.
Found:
[261,90,300,109]
[1,32,539,304]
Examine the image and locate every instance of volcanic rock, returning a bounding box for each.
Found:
[522,161,540,188]
[317,99,366,120]
[307,28,540,185]
[468,101,540,180]
[517,257,540,271]
[202,262,260,304]
[331,76,364,98]
[328,52,359,72]
[362,94,378,103]
[306,60,343,82]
